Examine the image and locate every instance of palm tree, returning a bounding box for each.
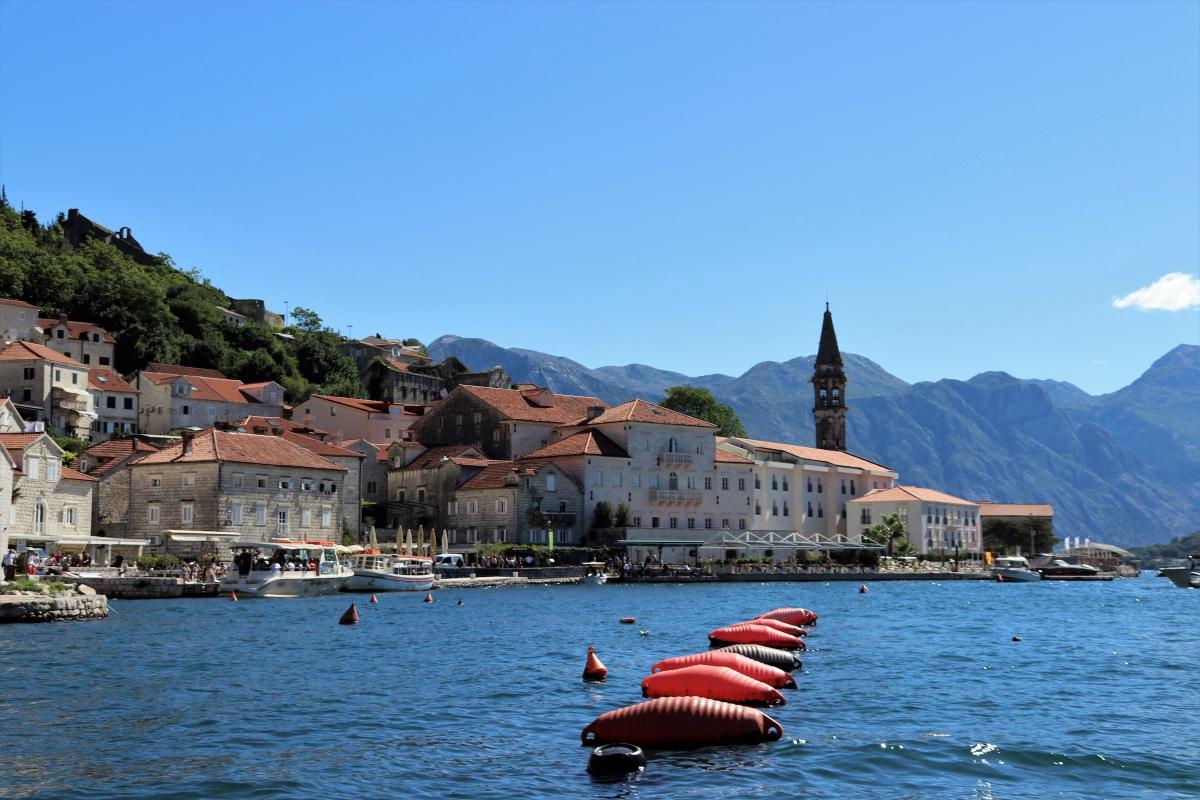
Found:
[865,513,907,556]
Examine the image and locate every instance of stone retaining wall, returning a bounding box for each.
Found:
[0,594,108,623]
[59,575,187,599]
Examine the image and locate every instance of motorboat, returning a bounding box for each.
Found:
[1159,555,1200,589]
[346,551,435,592]
[991,555,1041,582]
[581,561,608,586]
[1032,555,1106,581]
[219,540,352,597]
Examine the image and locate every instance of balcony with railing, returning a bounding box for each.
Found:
[658,452,693,467]
[649,488,704,504]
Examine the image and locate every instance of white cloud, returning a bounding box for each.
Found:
[1112,272,1200,312]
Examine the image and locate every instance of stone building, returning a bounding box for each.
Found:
[78,437,161,537]
[62,208,159,266]
[37,314,116,367]
[0,431,96,546]
[411,384,606,460]
[88,369,139,441]
[446,460,583,549]
[275,431,364,539]
[344,439,393,530]
[362,355,511,407]
[128,429,348,550]
[132,364,284,435]
[846,486,982,557]
[0,340,96,438]
[291,395,423,444]
[0,398,18,550]
[384,445,490,533]
[1,297,39,344]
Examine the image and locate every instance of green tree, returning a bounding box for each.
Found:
[613,501,630,528]
[982,518,1056,555]
[864,512,907,555]
[290,306,324,334]
[592,501,614,530]
[659,386,747,437]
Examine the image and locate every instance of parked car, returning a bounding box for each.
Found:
[434,553,464,570]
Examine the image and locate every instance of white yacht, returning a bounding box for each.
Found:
[219,540,352,598]
[1159,555,1200,589]
[992,555,1042,583]
[581,562,608,586]
[346,552,435,592]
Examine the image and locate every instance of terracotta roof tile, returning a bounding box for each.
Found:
[61,466,97,482]
[37,318,116,344]
[456,385,605,424]
[0,340,86,367]
[132,429,347,471]
[724,438,893,472]
[235,416,329,437]
[522,431,629,459]
[457,460,567,491]
[850,485,975,506]
[280,431,365,459]
[0,297,38,310]
[88,368,137,393]
[585,399,717,428]
[308,395,406,415]
[0,432,46,457]
[81,438,161,476]
[714,449,754,464]
[978,503,1054,517]
[140,372,276,405]
[405,445,489,470]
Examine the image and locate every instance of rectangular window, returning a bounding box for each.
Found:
[612,472,622,487]
[255,505,267,525]
[62,506,76,525]
[366,481,378,494]
[722,518,730,528]
[150,475,162,488]
[705,518,713,529]
[669,517,678,529]
[721,477,729,491]
[468,500,478,514]
[321,508,331,528]
[22,367,34,380]
[232,473,244,488]
[106,396,116,409]
[632,473,641,488]
[738,518,745,530]
[632,516,642,527]
[738,478,746,491]
[593,472,603,486]
[651,517,660,528]
[496,499,507,513]
[650,473,660,489]
[181,502,194,524]
[182,405,190,415]
[302,508,312,527]
[207,406,216,418]
[123,397,133,410]
[257,476,267,489]
[302,480,313,491]
[687,517,695,529]
[231,504,243,525]
[148,504,161,524]
[704,476,712,490]
[183,473,195,488]
[47,459,60,482]
[279,479,292,490]
[546,473,556,492]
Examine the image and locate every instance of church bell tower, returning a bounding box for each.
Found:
[812,303,847,451]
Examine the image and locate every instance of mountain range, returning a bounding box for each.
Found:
[428,335,1199,549]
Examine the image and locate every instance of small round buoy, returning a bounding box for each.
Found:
[619,617,636,624]
[423,593,434,603]
[369,595,378,604]
[587,743,645,777]
[339,602,359,625]
[859,584,868,594]
[583,646,608,682]
[229,591,238,602]
[1012,636,1022,642]
[457,598,464,606]
[640,631,650,637]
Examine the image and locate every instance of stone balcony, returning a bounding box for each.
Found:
[649,488,704,504]
[658,452,693,467]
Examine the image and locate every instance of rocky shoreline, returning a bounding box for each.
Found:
[0,590,109,623]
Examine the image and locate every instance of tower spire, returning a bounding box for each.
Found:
[812,305,847,451]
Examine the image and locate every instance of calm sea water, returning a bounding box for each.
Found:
[2,575,1196,800]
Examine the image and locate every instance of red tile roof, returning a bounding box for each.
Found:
[522,431,629,459]
[88,368,137,393]
[37,318,116,344]
[0,432,48,458]
[586,399,717,428]
[145,363,227,379]
[81,438,161,476]
[132,429,347,471]
[0,340,86,367]
[457,460,566,491]
[715,449,754,464]
[724,438,893,472]
[62,466,97,482]
[280,431,365,459]
[308,395,403,415]
[978,502,1054,518]
[405,445,489,470]
[851,486,975,506]
[141,372,276,405]
[0,297,38,310]
[457,385,605,424]
[235,416,329,437]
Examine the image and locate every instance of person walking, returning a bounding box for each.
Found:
[2,545,16,581]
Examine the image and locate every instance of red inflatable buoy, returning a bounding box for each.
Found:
[370,594,379,604]
[581,697,783,748]
[619,617,636,624]
[229,591,238,602]
[423,593,434,603]
[651,650,796,689]
[709,623,806,650]
[583,646,608,682]
[339,602,359,625]
[756,607,818,626]
[641,665,785,705]
[733,618,806,636]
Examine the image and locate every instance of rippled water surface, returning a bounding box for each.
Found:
[2,575,1197,799]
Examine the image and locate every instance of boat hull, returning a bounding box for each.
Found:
[219,572,350,598]
[345,571,435,592]
[1160,567,1200,589]
[582,574,608,586]
[992,567,1041,582]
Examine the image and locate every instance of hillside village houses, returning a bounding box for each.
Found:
[132,363,284,435]
[0,341,96,438]
[78,437,161,538]
[292,395,423,444]
[88,368,139,441]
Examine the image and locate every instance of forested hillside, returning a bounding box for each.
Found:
[0,196,362,402]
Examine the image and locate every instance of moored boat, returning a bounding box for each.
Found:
[219,540,352,598]
[581,561,608,586]
[1159,554,1200,589]
[992,555,1041,583]
[346,551,435,592]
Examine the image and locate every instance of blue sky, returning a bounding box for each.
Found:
[1,0,1196,394]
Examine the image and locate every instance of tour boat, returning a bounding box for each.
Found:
[991,555,1041,583]
[345,551,435,592]
[581,561,609,586]
[219,540,352,598]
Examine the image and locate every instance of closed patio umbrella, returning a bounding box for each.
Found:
[405,529,413,556]
[441,529,449,557]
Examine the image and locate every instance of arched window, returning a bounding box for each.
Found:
[668,472,679,490]
[832,389,841,407]
[818,388,828,407]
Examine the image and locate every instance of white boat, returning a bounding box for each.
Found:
[991,555,1041,583]
[346,551,435,592]
[1160,555,1200,589]
[219,540,352,598]
[581,561,608,586]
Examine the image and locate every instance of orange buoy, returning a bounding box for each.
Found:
[339,602,359,625]
[581,697,783,748]
[733,618,806,636]
[229,591,238,602]
[619,617,636,624]
[651,650,796,689]
[709,623,806,650]
[756,607,818,626]
[583,646,608,682]
[423,593,434,603]
[641,664,785,705]
[370,595,379,604]
[716,644,803,672]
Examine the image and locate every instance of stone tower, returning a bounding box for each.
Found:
[812,303,847,451]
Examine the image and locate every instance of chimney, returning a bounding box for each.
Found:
[586,405,605,421]
[59,312,69,328]
[181,430,195,455]
[303,409,313,429]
